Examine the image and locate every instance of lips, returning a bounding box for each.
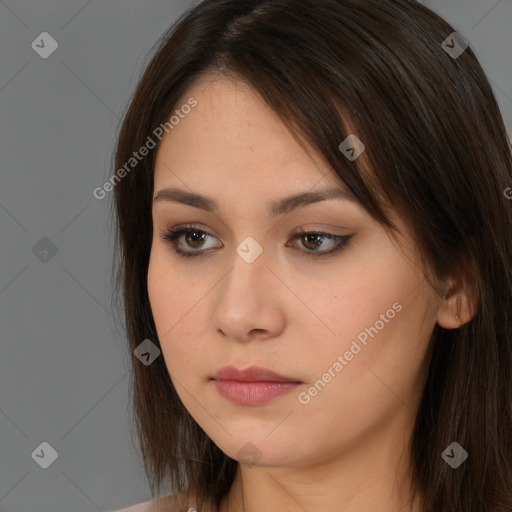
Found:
[211,365,302,406]
[211,365,302,383]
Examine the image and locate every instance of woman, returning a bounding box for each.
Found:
[109,0,512,510]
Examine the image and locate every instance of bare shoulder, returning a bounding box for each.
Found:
[111,489,208,512]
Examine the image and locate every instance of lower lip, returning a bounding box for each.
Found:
[213,380,301,405]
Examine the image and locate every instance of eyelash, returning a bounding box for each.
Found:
[159,223,354,260]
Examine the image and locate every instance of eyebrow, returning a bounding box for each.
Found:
[153,185,358,216]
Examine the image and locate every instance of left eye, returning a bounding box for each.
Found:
[159,224,354,259]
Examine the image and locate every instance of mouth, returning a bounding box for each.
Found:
[210,365,303,405]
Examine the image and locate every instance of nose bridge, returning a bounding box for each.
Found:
[211,237,279,336]
[222,237,271,301]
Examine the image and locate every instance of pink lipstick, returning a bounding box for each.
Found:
[211,365,302,405]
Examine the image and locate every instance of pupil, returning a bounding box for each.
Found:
[187,231,205,248]
[305,234,321,249]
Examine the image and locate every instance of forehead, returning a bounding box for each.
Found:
[153,74,345,192]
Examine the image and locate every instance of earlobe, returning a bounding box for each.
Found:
[437,293,462,329]
[436,279,477,329]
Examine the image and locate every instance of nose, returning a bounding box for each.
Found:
[210,243,286,342]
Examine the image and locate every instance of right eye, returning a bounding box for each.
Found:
[159,224,221,259]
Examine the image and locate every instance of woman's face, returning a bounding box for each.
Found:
[147,75,444,470]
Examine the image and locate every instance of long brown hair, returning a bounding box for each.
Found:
[110,1,512,510]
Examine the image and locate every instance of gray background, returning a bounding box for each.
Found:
[0,1,510,511]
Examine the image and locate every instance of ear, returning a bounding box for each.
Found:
[436,270,479,329]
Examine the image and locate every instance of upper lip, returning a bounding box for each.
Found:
[211,365,302,383]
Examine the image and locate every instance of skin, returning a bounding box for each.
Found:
[147,74,475,512]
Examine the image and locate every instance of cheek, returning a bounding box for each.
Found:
[148,247,195,333]
[296,252,433,405]
[298,255,404,346]
[147,251,172,332]
[147,250,208,374]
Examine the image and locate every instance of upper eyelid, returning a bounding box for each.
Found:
[163,224,346,239]
[161,221,349,235]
